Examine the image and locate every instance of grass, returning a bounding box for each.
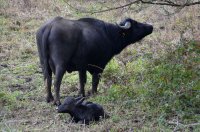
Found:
[0,0,200,131]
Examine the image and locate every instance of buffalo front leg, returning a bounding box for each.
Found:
[78,70,87,97]
[91,73,101,94]
[54,66,65,106]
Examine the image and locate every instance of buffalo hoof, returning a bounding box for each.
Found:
[53,100,61,106]
[78,92,85,97]
[87,91,97,97]
[46,95,54,103]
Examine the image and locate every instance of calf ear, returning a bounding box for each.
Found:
[75,97,85,106]
[75,96,82,101]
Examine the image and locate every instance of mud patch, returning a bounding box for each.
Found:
[9,84,28,92]
[16,76,32,83]
[8,75,35,92]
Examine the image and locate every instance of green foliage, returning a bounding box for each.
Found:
[142,40,200,119]
[106,85,136,102]
[103,58,120,78]
[94,39,200,126]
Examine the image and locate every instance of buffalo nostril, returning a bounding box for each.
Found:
[147,25,153,34]
[150,26,153,32]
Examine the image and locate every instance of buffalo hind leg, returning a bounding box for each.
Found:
[78,70,87,97]
[44,65,54,103]
[54,66,65,106]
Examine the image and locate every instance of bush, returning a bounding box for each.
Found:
[99,39,200,123]
[133,40,200,121]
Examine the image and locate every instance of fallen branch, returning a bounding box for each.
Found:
[140,0,200,7]
[168,121,200,131]
[32,121,54,131]
[0,119,29,124]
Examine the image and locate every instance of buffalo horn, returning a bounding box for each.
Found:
[119,21,131,29]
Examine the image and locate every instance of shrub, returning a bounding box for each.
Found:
[98,39,200,123]
[134,40,200,121]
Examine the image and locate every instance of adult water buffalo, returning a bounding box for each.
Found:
[36,16,153,106]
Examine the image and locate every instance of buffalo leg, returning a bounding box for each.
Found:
[78,70,87,97]
[45,73,54,103]
[54,66,65,106]
[44,64,54,103]
[92,73,100,94]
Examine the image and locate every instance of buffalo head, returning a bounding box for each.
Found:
[57,96,85,113]
[118,18,153,43]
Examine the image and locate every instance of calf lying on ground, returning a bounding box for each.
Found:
[57,96,108,124]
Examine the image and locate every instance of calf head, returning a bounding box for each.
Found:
[118,18,153,43]
[57,96,85,113]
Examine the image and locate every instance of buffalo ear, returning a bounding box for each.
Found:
[75,97,85,106]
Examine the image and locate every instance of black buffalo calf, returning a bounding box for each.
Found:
[57,96,108,124]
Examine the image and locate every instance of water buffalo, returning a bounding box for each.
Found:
[36,16,153,105]
[57,96,108,124]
